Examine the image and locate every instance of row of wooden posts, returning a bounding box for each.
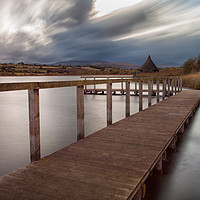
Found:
[0,77,182,163]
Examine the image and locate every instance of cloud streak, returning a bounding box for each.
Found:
[0,0,200,64]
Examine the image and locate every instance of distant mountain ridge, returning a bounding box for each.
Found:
[51,60,182,69]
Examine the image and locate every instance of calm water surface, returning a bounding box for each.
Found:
[0,76,156,176]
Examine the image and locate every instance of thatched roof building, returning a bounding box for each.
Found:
[139,55,159,73]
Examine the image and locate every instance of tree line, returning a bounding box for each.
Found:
[183,55,200,74]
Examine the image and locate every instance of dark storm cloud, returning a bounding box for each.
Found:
[0,0,200,64]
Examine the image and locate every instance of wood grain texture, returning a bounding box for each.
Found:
[0,90,200,200]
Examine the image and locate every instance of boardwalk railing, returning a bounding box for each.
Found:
[0,76,182,163]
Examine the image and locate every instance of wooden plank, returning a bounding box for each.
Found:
[77,86,84,140]
[107,83,112,125]
[28,89,40,162]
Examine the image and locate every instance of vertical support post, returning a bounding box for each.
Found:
[132,188,142,200]
[107,82,112,126]
[175,78,177,94]
[178,77,180,93]
[168,79,171,97]
[180,77,183,91]
[77,86,84,140]
[84,78,87,93]
[162,79,166,100]
[139,81,143,111]
[156,79,159,103]
[172,79,174,95]
[126,82,130,117]
[28,89,41,162]
[148,80,152,107]
[135,81,137,94]
[155,156,162,172]
[121,78,124,94]
[94,77,96,93]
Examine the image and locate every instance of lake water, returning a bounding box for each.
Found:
[0,76,200,200]
[0,76,157,176]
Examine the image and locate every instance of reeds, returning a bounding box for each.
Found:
[182,72,200,89]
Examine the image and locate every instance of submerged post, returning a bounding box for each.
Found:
[156,79,159,103]
[148,80,152,107]
[139,81,143,111]
[107,83,112,125]
[77,86,84,140]
[28,89,41,162]
[126,82,130,117]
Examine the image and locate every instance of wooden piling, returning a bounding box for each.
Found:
[126,82,130,117]
[148,80,152,107]
[168,79,171,97]
[107,83,112,125]
[162,79,166,100]
[156,79,159,103]
[155,156,162,172]
[77,86,84,140]
[28,89,41,162]
[175,78,177,94]
[139,81,143,111]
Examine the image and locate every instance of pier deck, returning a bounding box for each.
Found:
[0,90,200,200]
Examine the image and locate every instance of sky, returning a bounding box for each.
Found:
[0,0,200,65]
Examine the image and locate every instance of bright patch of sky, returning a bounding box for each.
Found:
[95,0,144,16]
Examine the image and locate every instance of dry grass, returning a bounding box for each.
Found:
[182,72,200,89]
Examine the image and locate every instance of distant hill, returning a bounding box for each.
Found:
[54,60,108,66]
[157,62,182,68]
[91,62,139,69]
[53,60,139,69]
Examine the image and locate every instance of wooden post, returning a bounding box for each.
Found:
[139,81,143,111]
[180,77,183,91]
[135,81,137,95]
[155,156,162,172]
[132,188,142,200]
[84,78,87,93]
[126,82,130,117]
[178,77,180,93]
[156,79,159,103]
[169,136,177,150]
[148,80,152,107]
[107,83,112,125]
[172,79,174,95]
[121,78,124,94]
[94,77,96,94]
[162,79,166,100]
[168,79,171,97]
[175,78,177,94]
[28,89,41,162]
[77,86,84,140]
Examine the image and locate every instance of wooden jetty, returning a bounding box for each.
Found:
[0,77,199,200]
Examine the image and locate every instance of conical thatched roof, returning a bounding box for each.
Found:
[139,55,159,73]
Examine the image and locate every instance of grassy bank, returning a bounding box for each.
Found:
[182,72,200,89]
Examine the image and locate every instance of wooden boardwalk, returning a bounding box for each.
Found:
[0,90,200,200]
